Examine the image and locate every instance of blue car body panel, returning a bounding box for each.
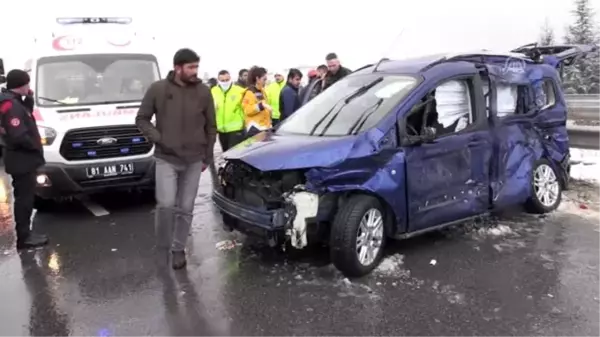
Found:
[219,45,595,237]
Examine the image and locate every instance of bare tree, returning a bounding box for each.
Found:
[539,18,555,46]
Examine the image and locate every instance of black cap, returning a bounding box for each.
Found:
[6,69,30,90]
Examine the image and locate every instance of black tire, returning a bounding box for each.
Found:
[330,194,387,277]
[525,158,563,214]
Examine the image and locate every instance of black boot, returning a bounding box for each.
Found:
[172,251,187,270]
[16,234,49,250]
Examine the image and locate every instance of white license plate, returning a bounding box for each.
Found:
[86,163,134,178]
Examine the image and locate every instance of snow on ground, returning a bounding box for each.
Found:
[570,148,600,182]
[476,224,514,237]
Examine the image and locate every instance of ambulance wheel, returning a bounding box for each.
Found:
[525,158,562,214]
[330,195,386,277]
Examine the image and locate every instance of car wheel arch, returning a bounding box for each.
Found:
[327,189,398,238]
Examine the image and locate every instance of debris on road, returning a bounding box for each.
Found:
[430,259,437,266]
[376,254,404,274]
[216,240,242,251]
[478,224,513,237]
[111,248,117,252]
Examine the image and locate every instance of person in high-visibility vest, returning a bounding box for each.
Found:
[211,70,245,151]
[266,70,286,126]
[241,66,272,138]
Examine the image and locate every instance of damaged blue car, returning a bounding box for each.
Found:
[213,43,597,277]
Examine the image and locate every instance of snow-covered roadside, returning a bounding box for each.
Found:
[570,148,600,182]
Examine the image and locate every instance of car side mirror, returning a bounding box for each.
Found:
[0,75,5,85]
[0,58,4,76]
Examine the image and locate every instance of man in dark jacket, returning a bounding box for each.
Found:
[135,48,217,269]
[0,70,48,249]
[322,52,352,91]
[279,69,303,121]
[236,68,248,88]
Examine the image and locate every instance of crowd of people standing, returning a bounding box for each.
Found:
[207,52,352,151]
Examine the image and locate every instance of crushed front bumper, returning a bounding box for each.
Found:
[212,189,288,240]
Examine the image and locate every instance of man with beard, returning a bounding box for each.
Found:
[322,53,352,91]
[236,69,248,88]
[136,48,216,269]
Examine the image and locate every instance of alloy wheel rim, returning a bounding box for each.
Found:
[356,208,384,266]
[533,164,560,207]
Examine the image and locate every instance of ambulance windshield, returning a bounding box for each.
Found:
[36,53,160,106]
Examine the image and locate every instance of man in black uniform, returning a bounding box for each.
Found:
[0,70,48,249]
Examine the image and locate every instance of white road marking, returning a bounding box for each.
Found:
[79,197,110,216]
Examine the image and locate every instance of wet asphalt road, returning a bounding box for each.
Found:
[0,168,598,336]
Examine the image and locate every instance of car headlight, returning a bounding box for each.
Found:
[38,126,57,146]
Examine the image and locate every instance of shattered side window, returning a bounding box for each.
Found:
[540,79,557,109]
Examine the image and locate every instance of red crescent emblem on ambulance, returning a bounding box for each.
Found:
[10,118,20,127]
[52,35,82,51]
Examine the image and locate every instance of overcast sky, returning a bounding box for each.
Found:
[2,0,599,76]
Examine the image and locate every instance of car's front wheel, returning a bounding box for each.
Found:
[330,195,387,277]
[525,158,563,213]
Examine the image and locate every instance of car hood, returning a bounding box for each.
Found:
[223,131,359,171]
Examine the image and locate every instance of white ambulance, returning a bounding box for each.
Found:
[23,17,161,200]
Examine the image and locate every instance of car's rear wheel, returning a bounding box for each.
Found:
[330,195,386,277]
[525,158,562,213]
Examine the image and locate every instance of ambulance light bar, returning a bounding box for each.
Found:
[56,17,132,25]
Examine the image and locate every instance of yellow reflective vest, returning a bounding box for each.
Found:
[266,81,286,120]
[211,84,245,133]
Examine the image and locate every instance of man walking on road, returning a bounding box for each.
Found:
[135,48,217,269]
[0,70,48,250]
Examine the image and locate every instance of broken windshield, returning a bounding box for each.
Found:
[277,74,419,136]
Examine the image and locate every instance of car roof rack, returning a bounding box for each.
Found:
[351,63,375,73]
[372,58,390,73]
[511,43,598,64]
[419,50,529,72]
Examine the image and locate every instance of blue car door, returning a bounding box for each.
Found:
[402,71,492,232]
[491,44,597,207]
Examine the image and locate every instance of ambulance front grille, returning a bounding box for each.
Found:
[59,125,153,161]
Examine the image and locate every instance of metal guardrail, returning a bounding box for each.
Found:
[565,95,599,149]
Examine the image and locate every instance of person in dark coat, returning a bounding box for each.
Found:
[279,68,303,121]
[0,70,48,250]
[236,68,248,88]
[322,52,352,91]
[207,77,217,89]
